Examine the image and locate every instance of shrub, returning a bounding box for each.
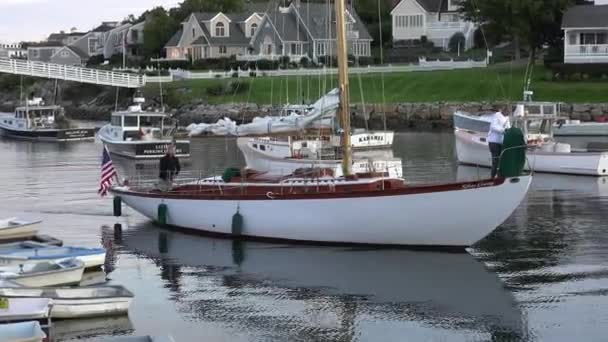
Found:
[279,55,290,67]
[205,81,250,97]
[357,56,374,66]
[249,71,257,77]
[448,32,466,53]
[231,72,239,78]
[473,28,485,49]
[254,59,279,70]
[206,84,225,96]
[300,56,310,68]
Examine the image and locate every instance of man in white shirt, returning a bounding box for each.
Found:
[487,107,511,178]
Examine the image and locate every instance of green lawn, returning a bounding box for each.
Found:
[148,65,608,105]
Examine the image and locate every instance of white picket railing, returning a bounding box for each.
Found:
[170,59,487,81]
[0,58,145,88]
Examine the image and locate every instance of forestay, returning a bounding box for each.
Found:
[186,89,340,136]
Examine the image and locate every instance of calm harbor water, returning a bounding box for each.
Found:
[1,132,608,341]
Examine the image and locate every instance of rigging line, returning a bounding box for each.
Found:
[377,0,387,132]
[470,0,508,102]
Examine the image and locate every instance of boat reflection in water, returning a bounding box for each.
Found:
[120,223,528,341]
[50,316,134,341]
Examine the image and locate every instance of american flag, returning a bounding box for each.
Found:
[98,145,117,197]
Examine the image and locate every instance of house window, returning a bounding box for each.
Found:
[250,23,258,37]
[60,50,70,57]
[266,44,273,55]
[291,43,297,55]
[568,33,576,45]
[396,15,423,28]
[215,22,225,37]
[219,45,227,54]
[192,28,196,38]
[89,38,98,54]
[580,33,607,45]
[31,49,39,58]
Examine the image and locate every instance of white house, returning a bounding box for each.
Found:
[0,43,27,59]
[562,4,608,64]
[390,0,476,50]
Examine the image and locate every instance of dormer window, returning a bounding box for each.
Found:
[250,23,258,37]
[192,28,196,38]
[215,22,225,37]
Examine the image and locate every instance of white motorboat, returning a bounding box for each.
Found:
[0,246,106,269]
[0,218,41,241]
[0,259,85,287]
[0,98,95,142]
[0,298,51,322]
[97,95,189,159]
[0,321,46,342]
[51,316,133,341]
[111,0,531,249]
[454,102,608,176]
[554,120,608,136]
[238,137,403,178]
[0,286,133,319]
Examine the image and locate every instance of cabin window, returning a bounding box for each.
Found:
[260,145,266,151]
[140,116,162,127]
[111,116,122,126]
[252,144,258,148]
[124,116,138,127]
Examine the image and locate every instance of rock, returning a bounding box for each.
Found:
[572,104,589,113]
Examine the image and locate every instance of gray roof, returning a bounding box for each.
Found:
[562,5,608,28]
[48,33,67,42]
[264,9,309,42]
[165,29,182,47]
[93,23,116,32]
[297,3,372,40]
[66,46,89,59]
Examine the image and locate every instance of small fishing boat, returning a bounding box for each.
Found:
[0,286,133,319]
[0,98,95,142]
[0,246,106,269]
[0,218,40,241]
[52,316,134,341]
[1,235,63,247]
[0,242,49,255]
[100,336,175,342]
[0,259,85,287]
[97,95,189,159]
[454,102,608,176]
[0,321,46,342]
[0,298,51,322]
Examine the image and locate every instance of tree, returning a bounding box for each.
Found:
[459,0,575,60]
[448,32,466,54]
[143,7,179,59]
[170,0,243,22]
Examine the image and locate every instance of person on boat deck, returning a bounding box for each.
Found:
[157,145,181,191]
[488,106,511,178]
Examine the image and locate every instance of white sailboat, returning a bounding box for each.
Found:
[110,0,531,249]
[454,102,608,176]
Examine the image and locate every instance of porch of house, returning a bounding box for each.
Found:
[564,29,608,64]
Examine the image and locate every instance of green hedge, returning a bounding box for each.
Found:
[546,63,608,81]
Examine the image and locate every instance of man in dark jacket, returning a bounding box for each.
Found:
[157,145,180,191]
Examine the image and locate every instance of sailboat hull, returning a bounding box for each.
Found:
[112,176,531,248]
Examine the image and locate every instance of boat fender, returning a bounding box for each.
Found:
[266,192,276,199]
[232,210,244,236]
[158,203,168,226]
[113,196,122,217]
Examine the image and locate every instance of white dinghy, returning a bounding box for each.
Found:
[0,246,106,269]
[0,321,46,342]
[0,298,51,322]
[0,218,40,242]
[0,286,134,319]
[0,259,85,287]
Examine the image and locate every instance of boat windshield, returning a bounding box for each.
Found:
[26,108,57,128]
[139,115,163,128]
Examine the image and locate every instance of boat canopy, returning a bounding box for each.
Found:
[187,89,340,137]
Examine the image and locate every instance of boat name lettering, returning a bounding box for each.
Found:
[462,181,494,189]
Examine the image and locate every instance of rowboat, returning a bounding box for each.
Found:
[0,298,51,322]
[0,259,85,287]
[0,218,40,241]
[52,316,133,341]
[0,246,106,269]
[0,242,49,255]
[0,321,46,342]
[0,286,133,319]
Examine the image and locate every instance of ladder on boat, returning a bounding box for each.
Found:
[0,58,145,88]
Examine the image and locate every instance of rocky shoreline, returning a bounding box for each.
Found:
[1,77,607,131]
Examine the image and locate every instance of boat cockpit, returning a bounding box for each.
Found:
[110,112,174,141]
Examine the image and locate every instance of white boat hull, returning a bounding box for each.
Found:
[0,262,85,287]
[238,138,403,178]
[98,125,190,159]
[0,252,106,269]
[455,128,608,176]
[113,175,531,248]
[49,297,131,319]
[0,219,40,241]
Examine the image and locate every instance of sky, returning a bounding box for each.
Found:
[0,0,180,43]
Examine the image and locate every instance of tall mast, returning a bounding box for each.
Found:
[335,0,352,176]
